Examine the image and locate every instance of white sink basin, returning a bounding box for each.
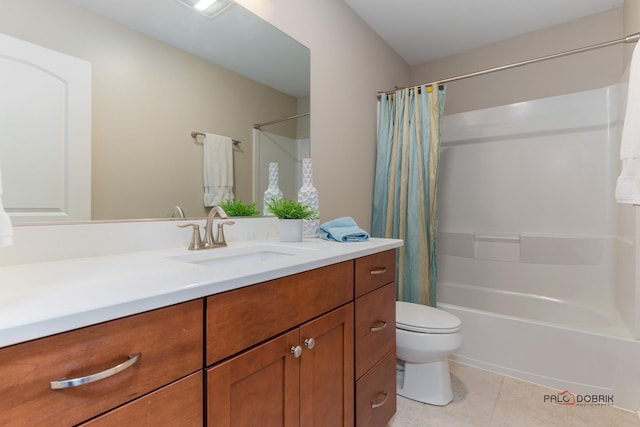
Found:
[168,244,311,268]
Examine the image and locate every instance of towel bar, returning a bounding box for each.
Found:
[191,131,240,145]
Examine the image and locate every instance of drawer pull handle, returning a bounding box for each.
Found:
[304,338,316,350]
[50,352,141,390]
[370,321,387,333]
[370,267,387,275]
[291,346,303,358]
[371,391,388,409]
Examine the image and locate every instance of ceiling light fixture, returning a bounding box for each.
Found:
[175,0,234,18]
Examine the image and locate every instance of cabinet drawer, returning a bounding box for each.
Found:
[0,300,203,427]
[354,250,396,297]
[207,261,353,365]
[355,349,397,427]
[355,282,396,379]
[80,372,203,427]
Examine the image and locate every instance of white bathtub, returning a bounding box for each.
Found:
[438,281,626,334]
[438,281,640,411]
[434,85,640,411]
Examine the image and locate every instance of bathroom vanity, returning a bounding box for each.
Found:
[0,222,400,427]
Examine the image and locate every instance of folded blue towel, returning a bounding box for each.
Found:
[319,216,370,242]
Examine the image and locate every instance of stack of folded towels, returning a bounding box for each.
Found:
[319,216,369,243]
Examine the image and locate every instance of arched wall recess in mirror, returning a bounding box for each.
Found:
[0,0,310,223]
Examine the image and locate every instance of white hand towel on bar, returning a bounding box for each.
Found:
[616,43,640,204]
[0,162,13,247]
[203,133,234,207]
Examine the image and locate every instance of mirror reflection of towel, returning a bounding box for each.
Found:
[0,164,13,247]
[203,133,234,207]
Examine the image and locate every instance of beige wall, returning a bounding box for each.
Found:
[0,0,300,220]
[411,8,624,114]
[238,0,410,230]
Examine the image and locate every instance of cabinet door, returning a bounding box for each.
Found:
[207,329,300,427]
[79,372,203,427]
[300,303,354,427]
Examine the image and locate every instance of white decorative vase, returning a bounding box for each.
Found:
[279,219,303,242]
[263,162,283,216]
[297,158,319,237]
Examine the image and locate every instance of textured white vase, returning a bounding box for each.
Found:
[297,158,319,237]
[279,219,303,242]
[263,162,283,216]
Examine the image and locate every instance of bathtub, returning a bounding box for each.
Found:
[437,279,640,411]
[435,85,640,411]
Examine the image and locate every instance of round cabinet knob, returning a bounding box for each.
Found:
[304,338,316,350]
[291,346,303,358]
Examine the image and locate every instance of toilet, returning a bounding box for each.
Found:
[395,301,462,406]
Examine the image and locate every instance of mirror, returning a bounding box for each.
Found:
[0,0,310,223]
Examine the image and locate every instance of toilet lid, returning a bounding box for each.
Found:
[396,301,462,334]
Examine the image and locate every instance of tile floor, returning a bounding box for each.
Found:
[388,362,640,427]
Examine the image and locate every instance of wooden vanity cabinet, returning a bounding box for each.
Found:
[0,248,398,427]
[206,262,355,427]
[0,300,203,427]
[207,304,354,427]
[354,250,397,427]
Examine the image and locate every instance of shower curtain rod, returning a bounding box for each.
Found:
[254,112,310,129]
[378,32,640,97]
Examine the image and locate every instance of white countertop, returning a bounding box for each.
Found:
[0,237,401,348]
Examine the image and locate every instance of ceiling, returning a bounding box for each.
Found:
[65,0,310,98]
[344,0,625,65]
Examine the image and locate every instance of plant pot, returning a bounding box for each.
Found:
[279,219,303,242]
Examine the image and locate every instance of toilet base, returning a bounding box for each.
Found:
[397,359,454,406]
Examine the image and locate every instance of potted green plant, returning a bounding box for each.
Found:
[266,198,318,242]
[219,199,260,217]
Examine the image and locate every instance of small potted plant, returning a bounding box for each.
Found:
[219,199,260,217]
[266,198,318,242]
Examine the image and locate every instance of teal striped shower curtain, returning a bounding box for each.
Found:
[372,85,446,306]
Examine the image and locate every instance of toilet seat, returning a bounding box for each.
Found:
[396,301,462,334]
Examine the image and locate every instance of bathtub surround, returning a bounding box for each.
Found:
[373,85,446,306]
[616,43,640,204]
[436,85,640,411]
[0,165,12,247]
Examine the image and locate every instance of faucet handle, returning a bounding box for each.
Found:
[178,223,204,250]
[215,221,235,246]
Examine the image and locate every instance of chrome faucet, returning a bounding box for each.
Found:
[178,206,235,250]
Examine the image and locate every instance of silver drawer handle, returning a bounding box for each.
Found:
[304,338,316,350]
[369,267,387,275]
[370,321,387,333]
[50,352,141,390]
[371,391,388,409]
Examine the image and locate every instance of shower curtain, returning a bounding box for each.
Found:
[372,85,446,306]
